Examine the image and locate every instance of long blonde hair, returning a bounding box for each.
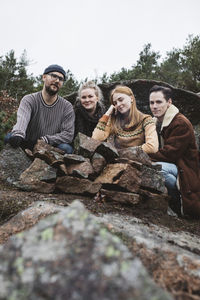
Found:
[110,85,144,133]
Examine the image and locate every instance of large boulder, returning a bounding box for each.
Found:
[0,200,172,300]
[65,79,200,125]
[0,144,32,185]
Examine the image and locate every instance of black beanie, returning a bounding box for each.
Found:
[43,64,66,80]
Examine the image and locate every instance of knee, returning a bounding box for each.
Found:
[4,132,12,144]
[56,143,73,154]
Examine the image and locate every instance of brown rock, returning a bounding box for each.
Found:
[57,164,68,176]
[95,163,129,184]
[17,158,56,193]
[95,141,119,162]
[118,146,152,166]
[66,159,94,179]
[114,157,143,171]
[95,163,141,193]
[138,189,168,213]
[33,139,65,155]
[56,176,102,195]
[74,133,101,158]
[63,154,86,164]
[33,139,64,166]
[91,153,107,175]
[100,189,140,205]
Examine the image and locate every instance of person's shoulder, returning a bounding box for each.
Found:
[142,113,154,124]
[174,112,192,126]
[21,91,41,103]
[171,112,194,132]
[58,95,73,106]
[143,113,153,120]
[58,96,74,116]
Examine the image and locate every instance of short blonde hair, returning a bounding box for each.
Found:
[78,81,103,103]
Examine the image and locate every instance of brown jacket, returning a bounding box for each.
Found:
[149,105,200,218]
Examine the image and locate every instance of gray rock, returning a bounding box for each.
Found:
[0,200,173,300]
[74,133,101,158]
[0,144,32,185]
[63,153,87,164]
[91,152,107,175]
[95,141,119,162]
[66,158,94,179]
[0,191,33,222]
[118,146,152,167]
[15,158,56,193]
[140,165,166,193]
[0,201,64,244]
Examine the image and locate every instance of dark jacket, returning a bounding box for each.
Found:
[149,104,200,218]
[74,101,105,138]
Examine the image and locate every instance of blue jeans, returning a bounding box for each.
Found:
[56,143,73,154]
[155,161,179,198]
[4,132,12,144]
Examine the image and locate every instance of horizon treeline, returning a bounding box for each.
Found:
[0,34,200,101]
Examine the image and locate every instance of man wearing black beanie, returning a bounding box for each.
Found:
[5,64,75,153]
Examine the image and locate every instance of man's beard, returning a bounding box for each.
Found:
[45,84,59,96]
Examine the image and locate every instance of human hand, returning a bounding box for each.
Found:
[9,136,24,148]
[105,105,116,116]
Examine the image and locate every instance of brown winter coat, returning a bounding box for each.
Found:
[149,104,200,218]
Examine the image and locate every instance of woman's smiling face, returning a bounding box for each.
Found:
[112,92,132,115]
[80,88,98,114]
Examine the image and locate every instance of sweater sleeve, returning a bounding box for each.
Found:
[141,120,159,154]
[92,115,111,141]
[11,95,33,138]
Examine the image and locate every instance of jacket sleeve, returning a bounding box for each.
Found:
[141,121,159,153]
[92,115,111,141]
[149,119,192,163]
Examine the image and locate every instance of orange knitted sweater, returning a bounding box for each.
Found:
[92,114,158,154]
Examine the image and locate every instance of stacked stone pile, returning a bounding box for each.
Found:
[0,132,168,215]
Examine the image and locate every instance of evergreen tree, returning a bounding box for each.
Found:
[0,50,36,100]
[158,49,182,87]
[180,35,200,92]
[132,43,160,79]
[59,69,79,96]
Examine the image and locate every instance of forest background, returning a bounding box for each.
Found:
[0,34,200,149]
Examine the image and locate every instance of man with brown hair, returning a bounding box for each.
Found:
[149,85,200,218]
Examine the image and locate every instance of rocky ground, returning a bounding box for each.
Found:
[1,181,200,300]
[1,181,200,235]
[1,82,200,299]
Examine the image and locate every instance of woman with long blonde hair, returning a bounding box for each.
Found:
[92,85,158,153]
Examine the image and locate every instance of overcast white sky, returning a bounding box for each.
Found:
[0,0,199,81]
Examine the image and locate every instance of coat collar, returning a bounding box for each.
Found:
[161,104,179,130]
[153,104,179,130]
